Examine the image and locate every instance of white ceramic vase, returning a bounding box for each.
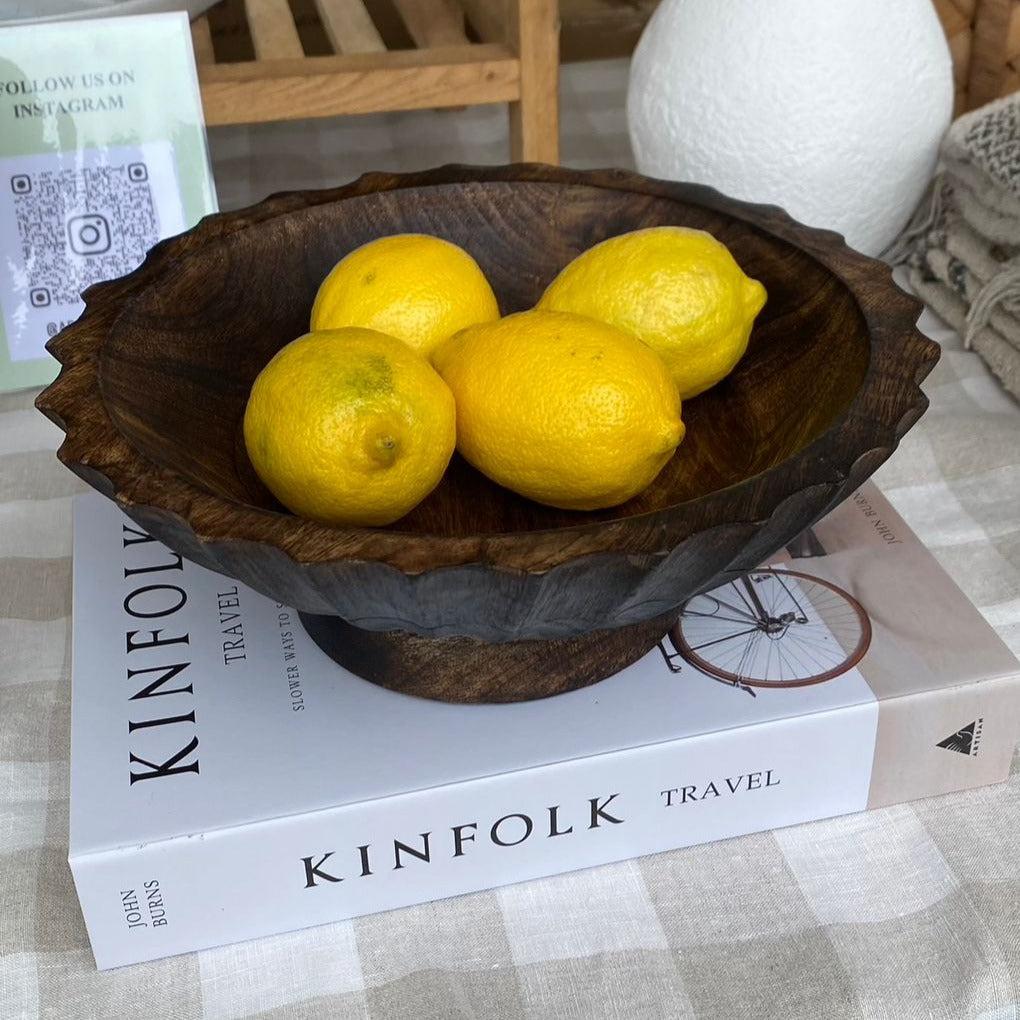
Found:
[627,0,954,255]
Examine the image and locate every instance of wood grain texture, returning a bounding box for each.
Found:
[244,0,305,59]
[300,609,677,701]
[315,0,386,54]
[193,1,558,159]
[508,0,559,162]
[37,165,938,700]
[197,45,519,124]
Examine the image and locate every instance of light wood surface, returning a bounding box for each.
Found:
[198,44,520,125]
[314,0,385,54]
[192,0,559,162]
[1009,0,1020,54]
[244,0,305,59]
[190,14,216,64]
[508,0,559,162]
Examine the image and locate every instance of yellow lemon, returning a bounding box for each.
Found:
[310,234,500,358]
[537,226,767,399]
[432,310,684,511]
[244,328,455,527]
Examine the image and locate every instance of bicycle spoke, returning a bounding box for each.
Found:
[688,626,761,653]
[734,628,762,681]
[778,638,819,678]
[784,635,842,674]
[776,641,795,682]
[774,571,809,620]
[703,593,760,623]
[681,609,758,626]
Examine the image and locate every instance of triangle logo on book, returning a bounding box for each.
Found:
[936,718,982,757]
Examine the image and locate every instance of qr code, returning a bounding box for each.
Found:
[0,142,185,363]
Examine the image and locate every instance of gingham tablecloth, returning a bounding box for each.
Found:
[3,59,1020,1020]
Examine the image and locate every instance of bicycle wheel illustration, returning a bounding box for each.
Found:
[662,569,871,695]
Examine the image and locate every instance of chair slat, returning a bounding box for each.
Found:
[190,14,217,64]
[245,0,305,59]
[508,0,559,163]
[197,44,520,125]
[314,0,386,54]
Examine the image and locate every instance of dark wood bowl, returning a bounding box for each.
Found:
[37,165,938,703]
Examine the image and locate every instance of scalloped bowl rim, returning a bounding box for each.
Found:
[36,163,938,575]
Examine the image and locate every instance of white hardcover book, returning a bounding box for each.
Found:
[68,484,1020,969]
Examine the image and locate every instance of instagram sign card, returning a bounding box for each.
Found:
[0,12,216,392]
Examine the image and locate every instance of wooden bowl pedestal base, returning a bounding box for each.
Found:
[298,611,678,704]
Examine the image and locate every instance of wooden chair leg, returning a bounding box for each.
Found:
[507,0,560,164]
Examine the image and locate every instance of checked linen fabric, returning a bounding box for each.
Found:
[3,59,1020,1019]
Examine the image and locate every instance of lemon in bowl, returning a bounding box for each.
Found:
[243,327,456,527]
[538,225,767,399]
[311,234,499,359]
[432,309,685,511]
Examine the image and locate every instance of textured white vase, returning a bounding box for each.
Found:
[627,0,953,255]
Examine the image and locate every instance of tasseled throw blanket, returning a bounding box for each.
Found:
[888,92,1020,400]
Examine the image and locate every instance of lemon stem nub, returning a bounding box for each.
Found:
[369,434,399,468]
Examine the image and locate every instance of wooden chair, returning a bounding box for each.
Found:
[936,0,1020,113]
[191,0,559,163]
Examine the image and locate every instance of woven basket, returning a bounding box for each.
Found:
[935,0,1020,112]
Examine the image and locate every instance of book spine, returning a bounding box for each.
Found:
[867,671,1020,809]
[72,698,880,969]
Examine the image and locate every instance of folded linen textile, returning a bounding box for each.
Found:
[942,92,1020,216]
[909,266,1020,399]
[921,223,1020,347]
[888,93,1020,400]
[943,91,1020,245]
[908,266,970,333]
[942,215,1020,347]
[889,92,1020,257]
[951,177,1020,246]
[926,243,1020,352]
[884,177,952,265]
[945,214,1020,281]
[967,324,1020,398]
